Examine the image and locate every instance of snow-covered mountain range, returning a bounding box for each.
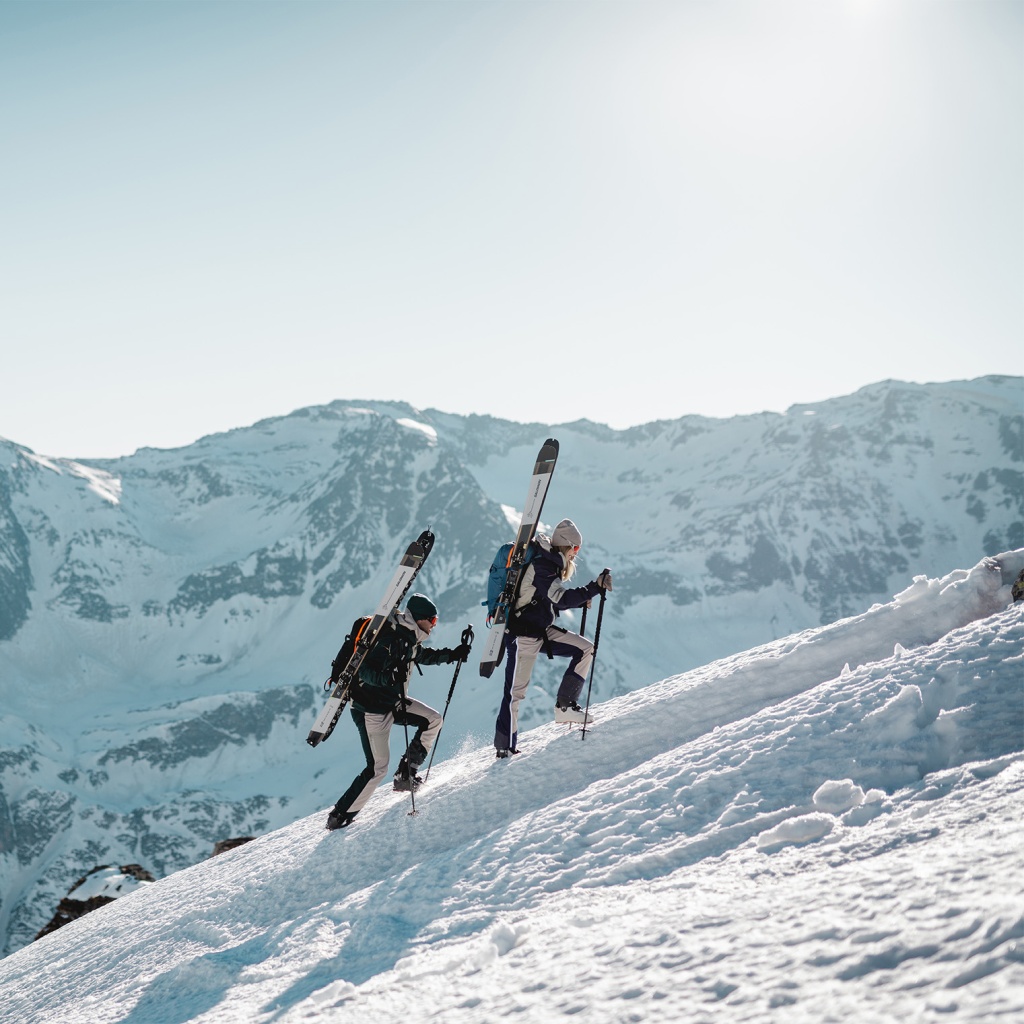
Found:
[0,548,1021,1023]
[0,375,1020,956]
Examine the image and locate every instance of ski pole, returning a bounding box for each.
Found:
[581,578,609,741]
[424,624,473,782]
[580,602,588,639]
[399,701,418,816]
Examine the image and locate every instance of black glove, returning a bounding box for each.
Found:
[450,642,471,663]
[596,568,613,592]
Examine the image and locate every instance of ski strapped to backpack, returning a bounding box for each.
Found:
[485,542,537,622]
[479,438,559,678]
[307,528,435,747]
[328,616,371,686]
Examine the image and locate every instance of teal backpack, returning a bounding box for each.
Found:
[484,541,537,618]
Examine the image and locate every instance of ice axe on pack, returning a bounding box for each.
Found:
[424,623,474,782]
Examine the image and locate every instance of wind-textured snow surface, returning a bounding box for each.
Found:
[0,553,1021,1023]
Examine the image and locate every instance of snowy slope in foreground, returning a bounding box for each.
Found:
[1,556,1022,1024]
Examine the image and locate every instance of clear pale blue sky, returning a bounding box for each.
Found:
[2,0,1021,458]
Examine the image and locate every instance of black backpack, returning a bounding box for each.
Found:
[330,615,372,684]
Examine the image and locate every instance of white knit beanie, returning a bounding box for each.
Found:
[550,518,583,548]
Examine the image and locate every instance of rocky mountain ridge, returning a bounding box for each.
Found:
[0,375,1020,955]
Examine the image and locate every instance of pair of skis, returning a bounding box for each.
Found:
[478,438,559,678]
[306,436,559,746]
[306,530,434,747]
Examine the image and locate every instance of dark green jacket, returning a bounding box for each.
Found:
[350,610,458,714]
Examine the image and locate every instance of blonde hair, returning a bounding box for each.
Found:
[553,545,578,581]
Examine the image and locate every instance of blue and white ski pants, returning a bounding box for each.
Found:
[493,625,594,751]
[333,697,441,816]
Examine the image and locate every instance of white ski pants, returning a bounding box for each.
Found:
[494,625,594,751]
[335,697,441,815]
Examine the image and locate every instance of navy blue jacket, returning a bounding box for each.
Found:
[508,540,601,637]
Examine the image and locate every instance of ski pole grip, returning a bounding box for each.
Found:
[462,624,474,650]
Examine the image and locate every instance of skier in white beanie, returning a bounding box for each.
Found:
[493,518,612,757]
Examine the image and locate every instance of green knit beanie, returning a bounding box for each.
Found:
[407,593,438,621]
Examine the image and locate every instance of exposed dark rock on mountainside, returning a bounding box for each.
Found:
[1,377,1020,955]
